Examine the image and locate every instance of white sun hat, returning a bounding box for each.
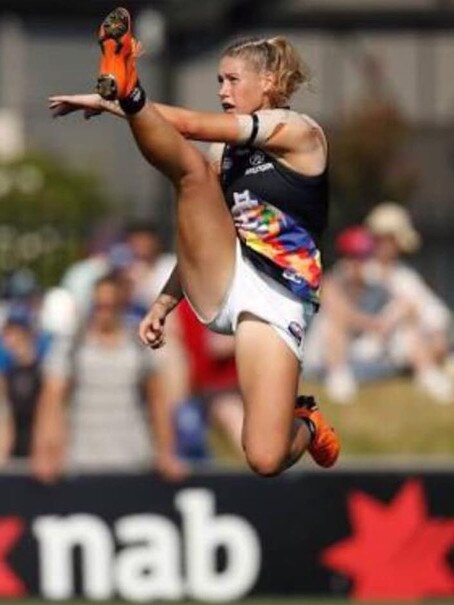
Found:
[365,202,421,253]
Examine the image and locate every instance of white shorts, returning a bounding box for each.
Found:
[186,241,317,364]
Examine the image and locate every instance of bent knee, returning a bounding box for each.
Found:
[244,446,287,478]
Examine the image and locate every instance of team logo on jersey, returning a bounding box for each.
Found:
[282,269,304,285]
[249,151,265,166]
[288,321,304,346]
[245,150,273,175]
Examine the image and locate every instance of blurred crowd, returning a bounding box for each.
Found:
[305,202,453,404]
[0,203,452,480]
[0,221,244,481]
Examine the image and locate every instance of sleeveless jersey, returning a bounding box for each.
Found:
[220,130,329,304]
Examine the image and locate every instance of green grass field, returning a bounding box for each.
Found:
[211,377,454,462]
[315,377,454,456]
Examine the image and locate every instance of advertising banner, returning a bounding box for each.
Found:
[0,470,453,601]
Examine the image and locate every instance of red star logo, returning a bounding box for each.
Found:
[0,517,26,597]
[321,480,454,601]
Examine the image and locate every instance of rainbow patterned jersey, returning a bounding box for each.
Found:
[220,140,329,304]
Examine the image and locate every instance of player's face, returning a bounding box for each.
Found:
[217,56,273,114]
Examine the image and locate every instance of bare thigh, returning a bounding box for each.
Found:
[235,314,300,474]
[128,108,237,319]
[175,162,237,320]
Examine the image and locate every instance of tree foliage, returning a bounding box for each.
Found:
[329,100,417,228]
[328,55,418,232]
[0,151,107,287]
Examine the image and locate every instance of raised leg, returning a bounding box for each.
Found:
[127,105,237,320]
[97,7,237,320]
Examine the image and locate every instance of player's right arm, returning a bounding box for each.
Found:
[139,263,184,349]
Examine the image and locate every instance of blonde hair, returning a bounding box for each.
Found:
[222,36,310,107]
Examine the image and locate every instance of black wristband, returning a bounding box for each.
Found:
[246,113,259,146]
[119,81,147,115]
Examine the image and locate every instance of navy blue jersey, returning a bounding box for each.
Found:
[220,128,329,303]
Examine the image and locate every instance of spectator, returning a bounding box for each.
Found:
[365,202,453,403]
[123,223,193,433]
[0,308,51,461]
[60,247,110,320]
[0,268,42,330]
[31,273,187,482]
[40,287,79,337]
[304,226,409,402]
[59,222,175,327]
[123,221,175,310]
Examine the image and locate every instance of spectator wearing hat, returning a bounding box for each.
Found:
[364,202,453,403]
[304,226,408,403]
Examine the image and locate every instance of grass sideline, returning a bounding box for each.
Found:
[211,377,454,461]
[307,377,454,456]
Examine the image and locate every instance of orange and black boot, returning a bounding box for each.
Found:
[96,7,139,101]
[295,395,340,468]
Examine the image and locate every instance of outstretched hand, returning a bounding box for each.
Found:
[139,301,169,349]
[48,93,104,120]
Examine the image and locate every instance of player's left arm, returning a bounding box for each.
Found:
[155,106,328,176]
[247,110,328,174]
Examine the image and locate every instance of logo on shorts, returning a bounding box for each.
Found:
[249,151,265,166]
[288,321,304,346]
